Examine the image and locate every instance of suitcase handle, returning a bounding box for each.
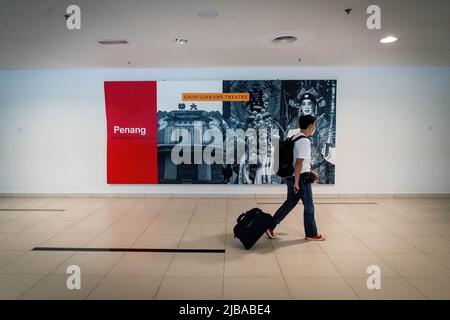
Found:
[237,208,262,223]
[237,212,246,223]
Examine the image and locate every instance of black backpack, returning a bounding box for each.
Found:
[275,135,306,177]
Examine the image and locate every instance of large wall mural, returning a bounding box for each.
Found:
[104,80,336,185]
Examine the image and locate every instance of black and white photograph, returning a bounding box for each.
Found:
[281,80,337,184]
[156,81,226,184]
[222,80,283,185]
[222,80,337,185]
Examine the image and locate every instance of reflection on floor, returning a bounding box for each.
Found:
[0,196,449,300]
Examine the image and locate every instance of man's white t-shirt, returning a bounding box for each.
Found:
[291,132,311,175]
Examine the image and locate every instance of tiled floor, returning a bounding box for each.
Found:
[0,196,449,300]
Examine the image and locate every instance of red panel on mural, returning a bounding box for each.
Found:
[104,81,158,184]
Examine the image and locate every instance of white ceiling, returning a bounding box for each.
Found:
[0,0,449,70]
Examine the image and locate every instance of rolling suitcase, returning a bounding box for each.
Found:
[233,208,274,250]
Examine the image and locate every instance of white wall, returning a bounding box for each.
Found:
[0,67,449,195]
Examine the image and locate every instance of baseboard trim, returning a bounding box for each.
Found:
[0,192,449,199]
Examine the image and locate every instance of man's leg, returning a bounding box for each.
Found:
[271,177,301,230]
[299,180,318,237]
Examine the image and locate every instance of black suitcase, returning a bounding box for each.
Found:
[233,208,274,250]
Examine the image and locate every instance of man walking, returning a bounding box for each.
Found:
[267,115,325,241]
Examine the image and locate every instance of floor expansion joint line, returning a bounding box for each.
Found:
[0,208,66,211]
[257,202,378,205]
[32,247,226,253]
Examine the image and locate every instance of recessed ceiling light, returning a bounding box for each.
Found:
[198,9,218,18]
[174,38,188,45]
[97,39,128,45]
[380,36,398,44]
[272,35,298,44]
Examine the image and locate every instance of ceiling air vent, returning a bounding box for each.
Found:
[97,39,129,45]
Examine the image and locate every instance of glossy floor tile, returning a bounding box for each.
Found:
[86,275,163,300]
[0,196,448,299]
[285,277,358,300]
[223,277,290,300]
[156,276,223,300]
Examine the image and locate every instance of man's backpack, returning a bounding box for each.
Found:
[275,135,306,177]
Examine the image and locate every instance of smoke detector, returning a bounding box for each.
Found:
[198,9,218,18]
[174,38,188,45]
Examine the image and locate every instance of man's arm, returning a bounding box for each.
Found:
[294,158,303,193]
